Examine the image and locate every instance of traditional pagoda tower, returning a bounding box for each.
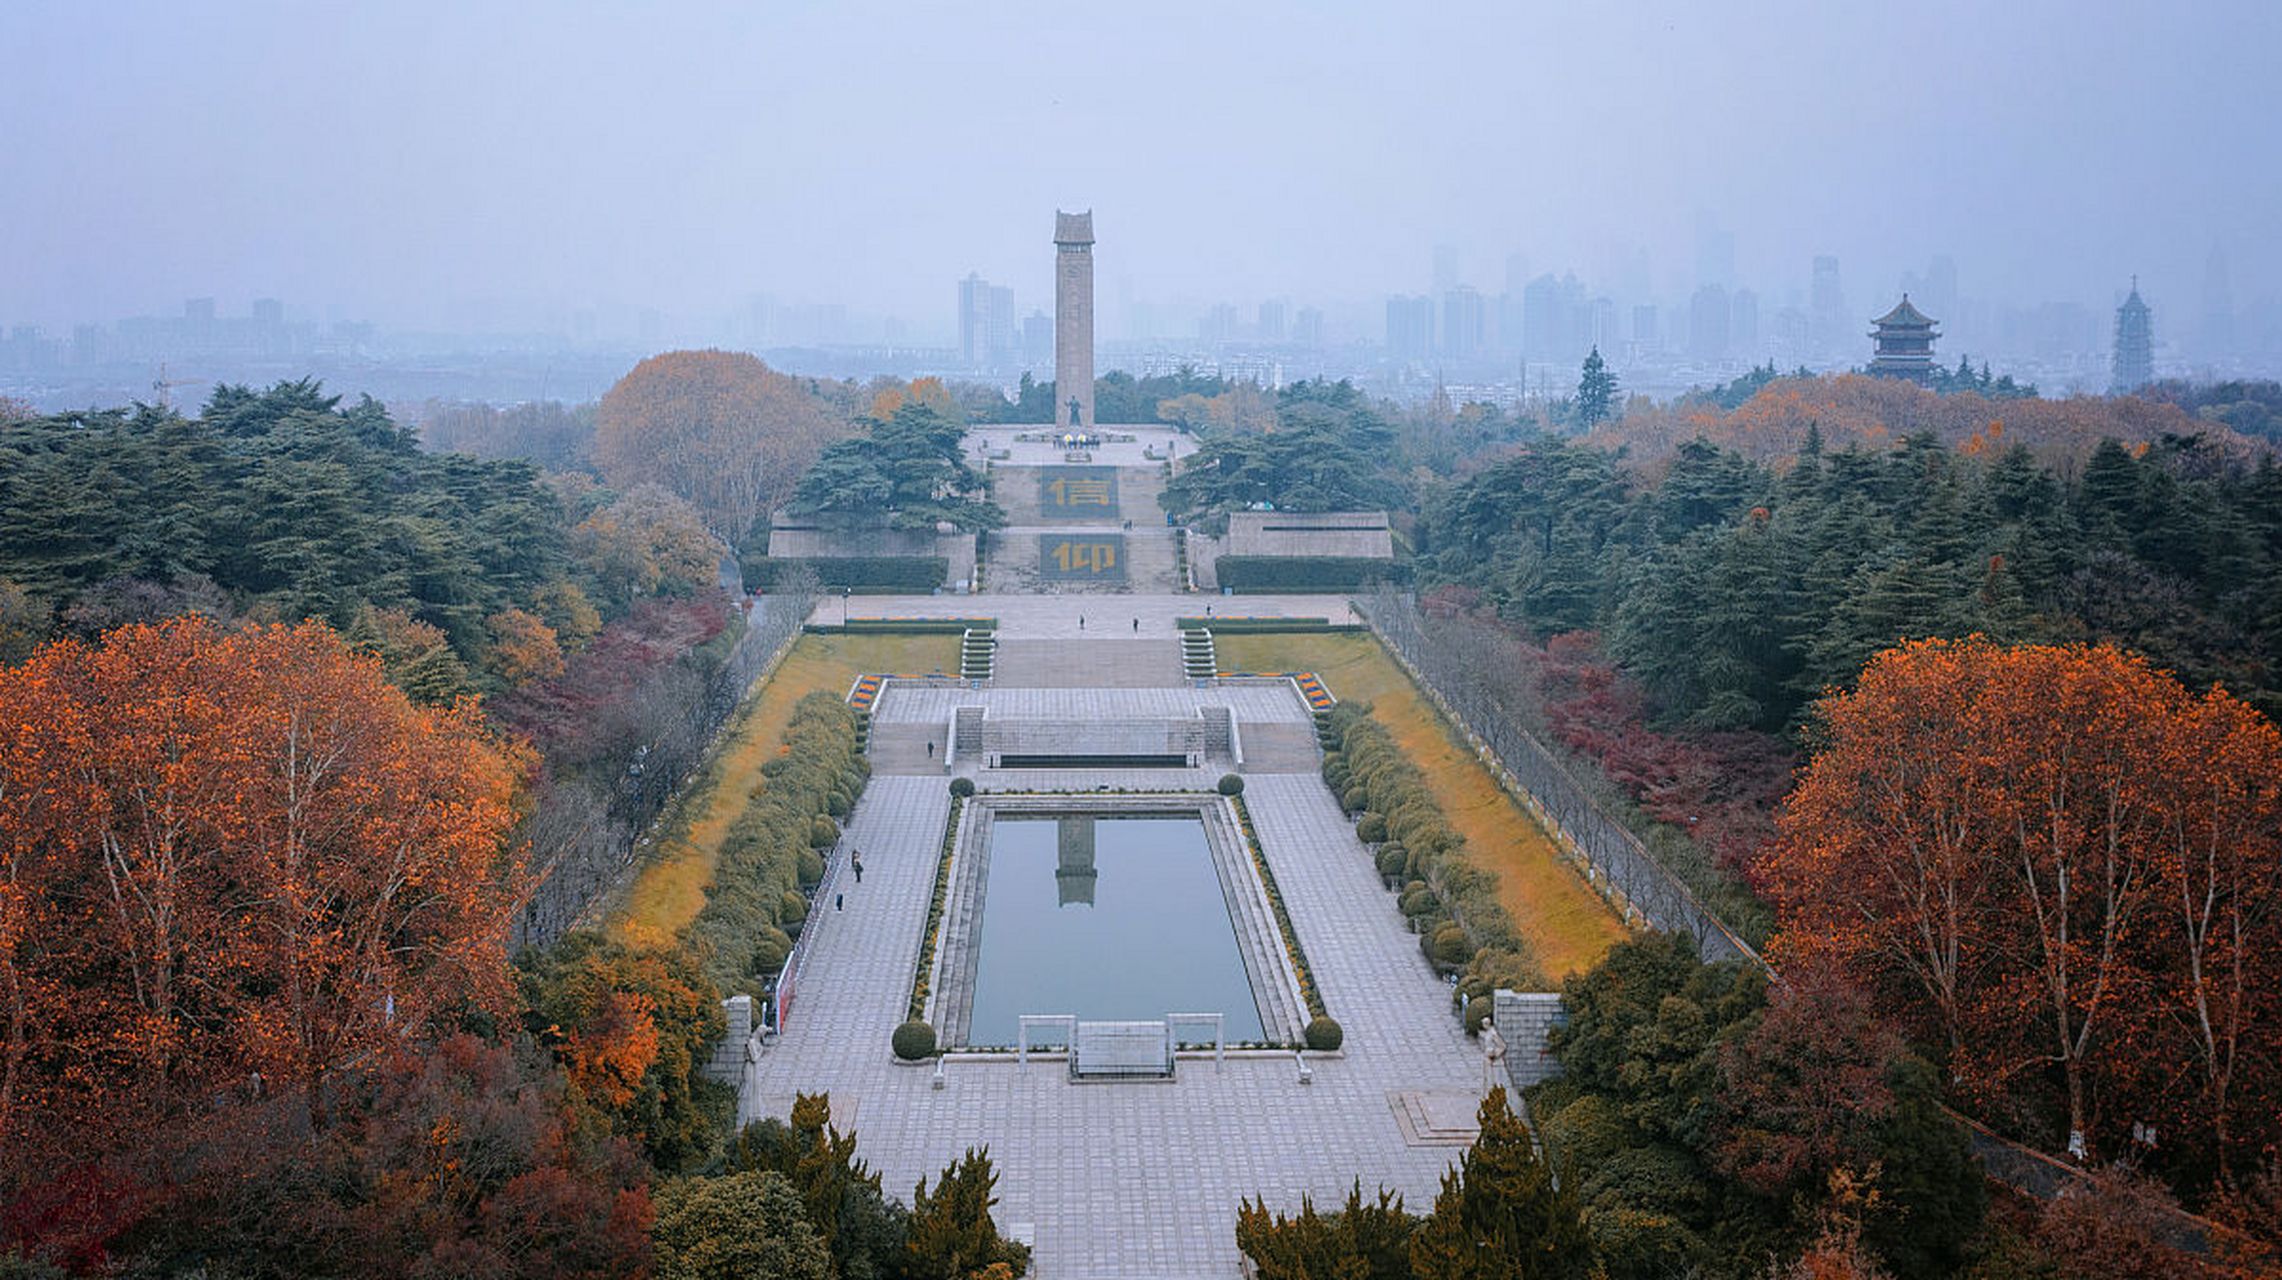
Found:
[1867,295,1939,383]
[2112,277,2153,392]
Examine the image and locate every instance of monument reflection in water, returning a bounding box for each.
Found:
[964,815,1265,1047]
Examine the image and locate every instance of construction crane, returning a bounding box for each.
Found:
[151,361,206,412]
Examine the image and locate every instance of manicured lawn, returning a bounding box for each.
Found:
[1215,632,1629,979]
[609,632,958,948]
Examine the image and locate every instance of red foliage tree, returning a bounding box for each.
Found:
[0,618,529,1199]
[1766,637,2282,1180]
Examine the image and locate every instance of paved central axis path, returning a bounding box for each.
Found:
[743,594,1485,1279]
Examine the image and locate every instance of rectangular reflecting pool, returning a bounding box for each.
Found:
[963,815,1266,1047]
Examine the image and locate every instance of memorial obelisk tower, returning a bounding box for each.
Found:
[1054,210,1095,429]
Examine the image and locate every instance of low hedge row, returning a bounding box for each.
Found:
[1173,616,1355,634]
[684,691,869,997]
[1321,702,1540,993]
[749,556,948,593]
[1213,556,1404,593]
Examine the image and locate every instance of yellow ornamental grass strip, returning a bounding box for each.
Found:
[1216,632,1626,980]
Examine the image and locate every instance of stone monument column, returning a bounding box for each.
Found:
[1054,210,1095,429]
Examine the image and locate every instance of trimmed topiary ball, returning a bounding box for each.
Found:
[949,776,976,799]
[1304,1016,1344,1052]
[1355,812,1388,844]
[1341,785,1368,812]
[892,1020,937,1060]
[796,847,825,888]
[1374,843,1408,878]
[1428,922,1474,969]
[1464,995,1494,1036]
[778,890,809,927]
[809,815,839,848]
[1217,773,1244,796]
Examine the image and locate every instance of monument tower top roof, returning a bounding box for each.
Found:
[1055,210,1094,246]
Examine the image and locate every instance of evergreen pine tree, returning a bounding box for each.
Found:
[1574,346,1618,429]
[1407,1088,1596,1280]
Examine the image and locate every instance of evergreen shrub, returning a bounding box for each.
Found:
[892,1020,937,1060]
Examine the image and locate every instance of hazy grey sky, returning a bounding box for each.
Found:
[7,0,2279,336]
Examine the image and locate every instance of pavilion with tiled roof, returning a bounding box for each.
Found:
[1868,294,1940,382]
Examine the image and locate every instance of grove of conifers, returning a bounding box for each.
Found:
[2,356,2280,1277]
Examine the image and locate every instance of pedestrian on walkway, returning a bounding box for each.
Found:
[1131,617,1138,631]
[852,851,864,884]
[926,739,935,758]
[1079,615,1085,630]
[835,892,844,911]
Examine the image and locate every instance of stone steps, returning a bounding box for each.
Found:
[1236,722,1321,773]
[960,628,996,680]
[1181,628,1217,678]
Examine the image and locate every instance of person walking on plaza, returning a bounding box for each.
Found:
[852,850,864,884]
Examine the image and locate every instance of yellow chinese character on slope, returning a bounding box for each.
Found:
[1051,541,1118,573]
[1048,477,1113,507]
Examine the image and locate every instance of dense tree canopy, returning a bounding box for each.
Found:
[787,402,1002,533]
[596,349,850,542]
[0,380,577,671]
[1161,379,1404,529]
[1422,427,2282,729]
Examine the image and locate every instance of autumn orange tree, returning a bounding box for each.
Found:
[1766,636,2282,1188]
[0,617,529,1187]
[595,349,850,542]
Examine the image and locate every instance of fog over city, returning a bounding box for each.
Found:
[7,0,2282,402]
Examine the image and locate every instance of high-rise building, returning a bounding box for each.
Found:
[1523,273,1591,364]
[1810,255,1848,360]
[2112,279,2154,392]
[957,273,1015,367]
[251,297,283,326]
[1630,304,1659,352]
[1054,211,1095,426]
[1021,311,1053,370]
[1730,288,1760,356]
[1293,306,1325,349]
[1385,295,1434,359]
[1690,284,1731,361]
[1257,299,1287,344]
[1441,286,1486,359]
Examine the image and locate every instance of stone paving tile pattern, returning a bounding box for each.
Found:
[993,638,1182,686]
[745,769,1485,1279]
[874,683,1310,725]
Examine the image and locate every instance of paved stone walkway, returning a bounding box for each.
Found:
[847,594,1361,636]
[745,768,1486,1279]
